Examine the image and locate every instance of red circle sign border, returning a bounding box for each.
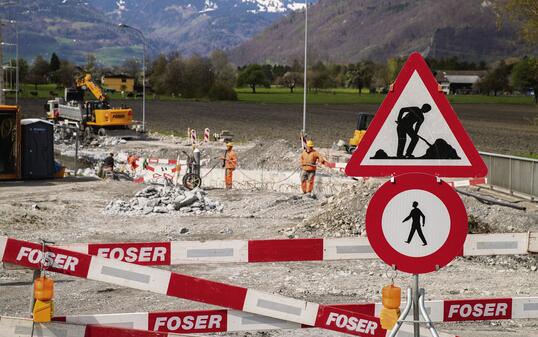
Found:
[366,173,468,274]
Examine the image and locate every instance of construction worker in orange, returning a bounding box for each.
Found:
[300,140,327,196]
[220,142,237,189]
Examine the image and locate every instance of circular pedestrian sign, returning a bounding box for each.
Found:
[366,173,468,274]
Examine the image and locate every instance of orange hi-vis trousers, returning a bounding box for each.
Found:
[225,168,234,189]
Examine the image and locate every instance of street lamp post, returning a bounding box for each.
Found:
[0,20,19,104]
[118,23,146,132]
[302,1,308,134]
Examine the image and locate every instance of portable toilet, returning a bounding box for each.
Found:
[21,119,54,179]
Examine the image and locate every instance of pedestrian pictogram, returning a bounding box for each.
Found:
[365,173,468,274]
[345,52,488,178]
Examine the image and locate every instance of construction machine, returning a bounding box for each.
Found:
[45,73,143,141]
[344,112,375,154]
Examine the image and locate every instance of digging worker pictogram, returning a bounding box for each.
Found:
[220,142,237,189]
[403,201,427,246]
[299,140,327,196]
[396,103,431,158]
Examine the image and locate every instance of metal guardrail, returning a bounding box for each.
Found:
[480,151,538,200]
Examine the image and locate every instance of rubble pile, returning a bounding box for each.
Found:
[298,181,380,237]
[104,185,224,215]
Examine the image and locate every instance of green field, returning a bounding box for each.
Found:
[6,84,536,105]
[236,87,536,105]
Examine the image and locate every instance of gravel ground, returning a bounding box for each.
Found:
[0,135,537,337]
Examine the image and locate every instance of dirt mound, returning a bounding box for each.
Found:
[239,139,301,170]
[297,180,380,237]
[296,182,536,240]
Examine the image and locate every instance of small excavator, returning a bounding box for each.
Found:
[45,71,143,141]
[344,112,375,153]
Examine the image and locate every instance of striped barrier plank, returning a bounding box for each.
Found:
[53,296,538,334]
[59,232,532,266]
[0,316,178,337]
[0,236,386,337]
[53,309,458,337]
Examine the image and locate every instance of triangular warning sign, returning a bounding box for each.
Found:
[345,52,488,178]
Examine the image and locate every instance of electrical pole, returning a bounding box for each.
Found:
[0,22,5,105]
[302,1,308,134]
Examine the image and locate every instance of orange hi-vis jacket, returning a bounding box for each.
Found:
[300,150,325,172]
[225,150,238,170]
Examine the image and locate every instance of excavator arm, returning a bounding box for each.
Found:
[76,74,107,102]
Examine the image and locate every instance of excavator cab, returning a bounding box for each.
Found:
[345,112,375,154]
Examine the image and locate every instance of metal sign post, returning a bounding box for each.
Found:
[388,275,440,337]
[413,274,420,337]
[365,174,468,336]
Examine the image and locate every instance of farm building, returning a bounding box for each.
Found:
[101,74,135,93]
[436,70,486,95]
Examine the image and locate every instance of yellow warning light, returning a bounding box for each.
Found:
[380,284,401,330]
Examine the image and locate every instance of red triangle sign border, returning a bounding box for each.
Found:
[345,52,488,178]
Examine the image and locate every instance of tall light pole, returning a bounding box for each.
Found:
[0,21,4,105]
[118,23,146,132]
[302,0,308,134]
[0,20,19,104]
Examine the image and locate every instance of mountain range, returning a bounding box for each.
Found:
[229,0,538,65]
[0,0,535,67]
[0,0,313,65]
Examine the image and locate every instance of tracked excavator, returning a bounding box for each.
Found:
[45,73,143,141]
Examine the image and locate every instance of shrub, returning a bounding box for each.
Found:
[208,83,238,101]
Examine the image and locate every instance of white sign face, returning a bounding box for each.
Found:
[360,71,470,166]
[381,189,451,257]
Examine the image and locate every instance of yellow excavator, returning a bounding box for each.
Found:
[46,73,142,140]
[344,112,375,153]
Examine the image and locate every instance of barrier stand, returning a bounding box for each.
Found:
[389,280,440,337]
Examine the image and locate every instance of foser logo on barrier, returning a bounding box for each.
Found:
[444,299,512,321]
[89,243,171,265]
[316,307,384,337]
[149,310,227,333]
[3,239,91,277]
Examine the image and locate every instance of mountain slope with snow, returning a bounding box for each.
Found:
[86,0,315,56]
[0,0,315,64]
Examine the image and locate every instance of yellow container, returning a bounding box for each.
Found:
[380,308,400,330]
[33,300,53,323]
[34,276,54,301]
[382,284,401,309]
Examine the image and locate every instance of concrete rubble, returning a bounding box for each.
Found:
[298,180,380,237]
[103,185,224,215]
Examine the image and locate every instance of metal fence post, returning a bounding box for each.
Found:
[509,157,513,195]
[490,155,494,190]
[531,163,536,201]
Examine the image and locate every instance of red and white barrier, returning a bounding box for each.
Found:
[53,308,460,337]
[0,316,175,337]
[60,232,534,266]
[446,177,487,188]
[0,236,386,337]
[190,129,197,144]
[53,296,538,334]
[132,158,187,184]
[204,128,210,142]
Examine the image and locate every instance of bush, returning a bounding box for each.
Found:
[208,83,238,101]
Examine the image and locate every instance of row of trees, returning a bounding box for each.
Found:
[236,56,488,94]
[10,51,538,102]
[475,58,538,101]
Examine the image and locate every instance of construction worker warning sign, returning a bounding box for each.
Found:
[345,52,487,178]
[365,173,468,274]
